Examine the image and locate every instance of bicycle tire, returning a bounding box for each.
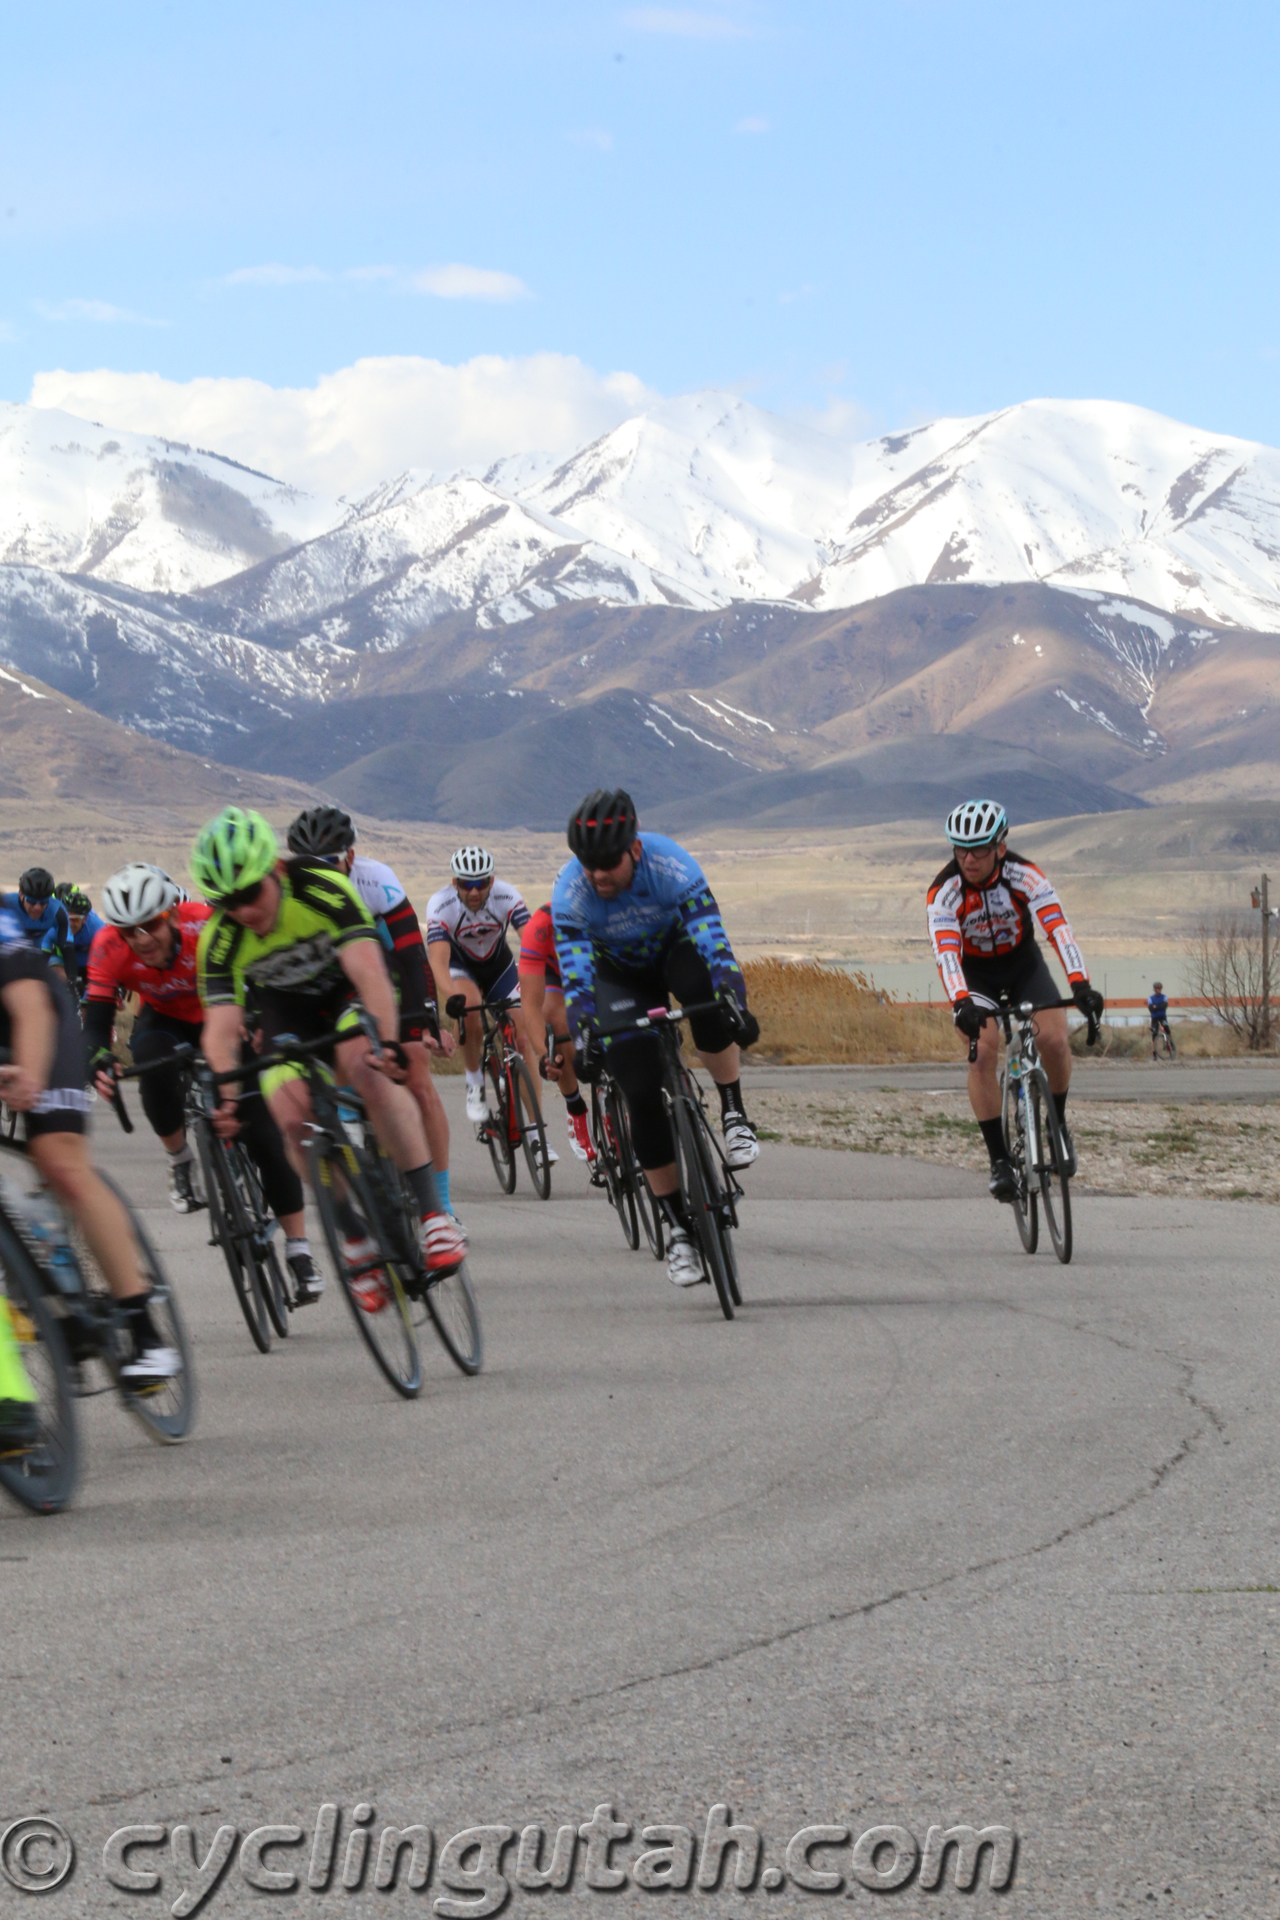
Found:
[0,1221,79,1514]
[1030,1071,1073,1265]
[309,1135,421,1398]
[610,1082,660,1256]
[96,1171,196,1443]
[422,1259,484,1375]
[591,1082,635,1245]
[230,1143,291,1339]
[673,1095,734,1319]
[484,1051,517,1194]
[510,1055,551,1200]
[1002,1075,1039,1254]
[195,1124,272,1352]
[602,1082,640,1247]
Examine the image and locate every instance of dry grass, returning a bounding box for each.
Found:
[740,957,954,1063]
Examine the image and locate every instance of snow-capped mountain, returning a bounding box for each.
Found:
[0,403,333,594]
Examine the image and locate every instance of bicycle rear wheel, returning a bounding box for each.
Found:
[609,1082,661,1256]
[309,1136,421,1398]
[422,1260,483,1375]
[484,1052,517,1194]
[1030,1071,1073,1265]
[510,1055,551,1200]
[1002,1076,1039,1254]
[0,1223,79,1515]
[591,1082,635,1245]
[673,1095,734,1320]
[195,1124,272,1352]
[95,1171,196,1443]
[602,1082,640,1248]
[231,1144,291,1339]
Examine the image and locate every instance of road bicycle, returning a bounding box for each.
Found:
[590,1067,664,1258]
[446,994,550,1200]
[1152,1020,1176,1060]
[112,1046,291,1353]
[0,1110,195,1515]
[969,994,1098,1266]
[250,1017,482,1394]
[594,1000,744,1319]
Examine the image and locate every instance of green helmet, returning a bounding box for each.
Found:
[190,807,279,902]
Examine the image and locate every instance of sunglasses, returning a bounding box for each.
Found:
[583,849,631,874]
[219,879,267,910]
[121,911,173,940]
[457,878,491,892]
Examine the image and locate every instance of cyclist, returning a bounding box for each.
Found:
[0,900,178,1382]
[285,806,458,1217]
[926,799,1104,1202]
[552,789,761,1287]
[85,862,322,1304]
[1148,983,1174,1059]
[1,869,75,989]
[192,808,466,1294]
[54,884,105,991]
[426,848,554,1159]
[519,901,594,1163]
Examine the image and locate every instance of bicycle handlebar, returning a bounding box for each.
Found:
[964,995,1100,1063]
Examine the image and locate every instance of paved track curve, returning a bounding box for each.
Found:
[3,1074,1277,1916]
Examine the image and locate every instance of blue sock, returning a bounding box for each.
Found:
[436,1169,452,1215]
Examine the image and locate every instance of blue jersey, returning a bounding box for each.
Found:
[551,833,745,1032]
[0,893,70,964]
[1148,993,1169,1021]
[61,910,105,975]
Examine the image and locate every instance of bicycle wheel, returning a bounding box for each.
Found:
[612,1082,662,1256]
[95,1171,196,1443]
[1030,1071,1073,1265]
[673,1095,734,1320]
[422,1259,483,1375]
[195,1124,272,1352]
[1002,1075,1039,1254]
[484,1051,517,1195]
[601,1083,641,1248]
[510,1056,552,1200]
[309,1135,421,1398]
[229,1143,291,1339]
[0,1223,79,1515]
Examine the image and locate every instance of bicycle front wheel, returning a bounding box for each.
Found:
[484,1053,517,1194]
[1030,1072,1072,1265]
[422,1259,483,1375]
[602,1082,640,1248]
[673,1095,734,1320]
[510,1056,552,1200]
[230,1143,291,1339]
[1003,1076,1038,1255]
[0,1223,79,1515]
[309,1136,421,1398]
[96,1171,196,1443]
[195,1124,272,1352]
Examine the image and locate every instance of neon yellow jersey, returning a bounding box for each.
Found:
[197,860,377,1008]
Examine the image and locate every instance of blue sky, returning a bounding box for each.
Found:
[2,0,1277,475]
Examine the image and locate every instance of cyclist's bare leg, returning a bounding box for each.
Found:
[539,986,579,1099]
[695,1041,740,1086]
[334,1035,431,1171]
[450,975,485,1073]
[264,1077,316,1182]
[1031,1006,1071,1095]
[404,1040,449,1169]
[966,1015,1002,1122]
[28,1132,147,1301]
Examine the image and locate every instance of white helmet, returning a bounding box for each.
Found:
[945,799,1008,849]
[100,862,182,928]
[450,846,494,881]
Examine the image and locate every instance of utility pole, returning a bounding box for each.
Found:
[1251,873,1274,1050]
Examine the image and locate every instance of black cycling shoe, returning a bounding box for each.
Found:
[1058,1120,1077,1179]
[988,1158,1017,1203]
[287,1251,324,1306]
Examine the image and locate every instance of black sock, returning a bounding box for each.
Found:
[718,1080,746,1119]
[405,1162,442,1217]
[658,1192,689,1233]
[123,1293,159,1346]
[566,1093,587,1117]
[1053,1091,1068,1123]
[979,1117,1007,1165]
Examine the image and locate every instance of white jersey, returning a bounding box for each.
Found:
[426,879,529,965]
[350,855,406,921]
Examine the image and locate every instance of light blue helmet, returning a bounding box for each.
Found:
[945,799,1008,849]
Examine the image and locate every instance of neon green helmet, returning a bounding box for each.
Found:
[190,807,279,902]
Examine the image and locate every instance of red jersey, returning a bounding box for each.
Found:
[84,901,212,1025]
[518,903,562,989]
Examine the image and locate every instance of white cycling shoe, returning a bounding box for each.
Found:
[722,1113,760,1169]
[465,1084,488,1125]
[525,1127,558,1165]
[666,1228,704,1288]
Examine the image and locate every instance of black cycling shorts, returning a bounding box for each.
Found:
[25,977,91,1139]
[447,943,519,1005]
[962,943,1062,1016]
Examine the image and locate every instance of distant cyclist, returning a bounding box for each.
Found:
[85,862,322,1303]
[192,808,466,1292]
[926,799,1104,1202]
[1148,983,1175,1059]
[552,789,760,1288]
[519,901,594,1163]
[1,868,75,990]
[54,884,104,993]
[286,806,458,1218]
[426,848,553,1158]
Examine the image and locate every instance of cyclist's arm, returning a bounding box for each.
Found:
[1009,860,1088,984]
[676,882,746,1006]
[202,1001,244,1080]
[383,895,436,1027]
[926,871,970,1004]
[337,935,400,1044]
[0,973,59,1102]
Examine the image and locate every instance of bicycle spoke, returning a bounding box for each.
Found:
[309,1136,421,1398]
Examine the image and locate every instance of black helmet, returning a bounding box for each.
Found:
[60,887,92,915]
[18,866,55,902]
[567,789,638,867]
[286,805,357,859]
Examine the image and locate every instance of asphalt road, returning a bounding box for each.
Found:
[3,1074,1278,1916]
[745,1056,1280,1104]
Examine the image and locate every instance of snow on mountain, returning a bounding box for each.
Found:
[0,404,334,594]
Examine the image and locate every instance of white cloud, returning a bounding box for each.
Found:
[33,298,166,326]
[409,265,530,302]
[623,8,752,37]
[28,353,657,498]
[735,116,769,133]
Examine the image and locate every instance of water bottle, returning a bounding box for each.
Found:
[19,1186,80,1295]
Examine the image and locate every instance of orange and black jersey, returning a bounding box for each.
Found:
[926,851,1088,1005]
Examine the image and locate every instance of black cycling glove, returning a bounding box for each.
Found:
[1072,982,1105,1022]
[574,1033,605,1084]
[952,997,986,1040]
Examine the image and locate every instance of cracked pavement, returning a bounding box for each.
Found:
[3,1077,1277,1915]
